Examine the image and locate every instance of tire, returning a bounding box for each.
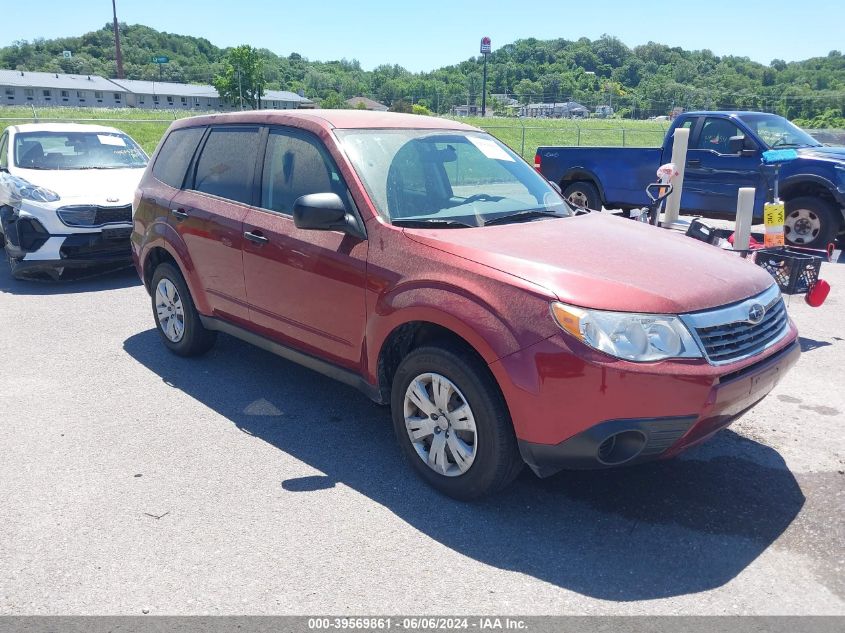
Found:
[390,345,522,500]
[562,181,601,211]
[150,262,216,357]
[784,196,840,249]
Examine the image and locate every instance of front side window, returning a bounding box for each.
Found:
[152,127,205,188]
[42,89,51,98]
[191,126,260,204]
[260,128,345,215]
[695,118,742,154]
[336,129,571,226]
[94,91,103,99]
[13,131,148,170]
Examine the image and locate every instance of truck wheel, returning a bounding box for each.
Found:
[563,182,601,211]
[784,197,839,249]
[391,345,522,500]
[151,262,217,357]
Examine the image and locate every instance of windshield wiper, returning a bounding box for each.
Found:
[483,209,567,226]
[392,218,475,229]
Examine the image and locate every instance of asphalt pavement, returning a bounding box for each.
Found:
[0,256,843,615]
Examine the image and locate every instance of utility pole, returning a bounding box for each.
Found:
[237,66,244,110]
[112,0,124,79]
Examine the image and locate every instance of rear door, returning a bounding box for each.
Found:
[681,116,764,215]
[169,125,262,325]
[242,126,368,369]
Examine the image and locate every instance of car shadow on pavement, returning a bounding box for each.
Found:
[123,329,806,602]
[0,258,140,295]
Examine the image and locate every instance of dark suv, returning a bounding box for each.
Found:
[132,110,799,499]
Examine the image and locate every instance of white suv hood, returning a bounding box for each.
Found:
[14,166,145,206]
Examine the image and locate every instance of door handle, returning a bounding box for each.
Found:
[244,230,269,245]
[170,208,189,220]
[687,159,701,167]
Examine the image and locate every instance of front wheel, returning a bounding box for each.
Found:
[784,197,840,249]
[391,345,522,500]
[150,263,216,356]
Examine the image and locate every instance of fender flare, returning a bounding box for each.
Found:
[779,174,845,222]
[364,280,554,385]
[559,168,606,204]
[138,220,212,315]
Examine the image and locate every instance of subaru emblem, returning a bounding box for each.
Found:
[747,303,765,325]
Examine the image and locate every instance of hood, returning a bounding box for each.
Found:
[16,167,145,206]
[403,213,775,314]
[798,146,845,163]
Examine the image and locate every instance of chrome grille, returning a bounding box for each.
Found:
[681,285,789,365]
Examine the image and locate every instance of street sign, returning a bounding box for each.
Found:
[151,56,170,64]
[62,50,72,59]
[480,37,491,55]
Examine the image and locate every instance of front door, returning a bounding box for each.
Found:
[681,116,765,216]
[242,127,368,369]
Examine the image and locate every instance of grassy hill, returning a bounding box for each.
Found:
[2,24,844,125]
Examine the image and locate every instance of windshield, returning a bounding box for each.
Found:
[738,114,821,149]
[335,129,572,227]
[13,131,148,170]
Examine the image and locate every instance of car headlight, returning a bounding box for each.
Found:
[57,207,97,226]
[0,172,60,204]
[551,302,702,362]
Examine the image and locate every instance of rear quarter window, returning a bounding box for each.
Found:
[152,126,205,189]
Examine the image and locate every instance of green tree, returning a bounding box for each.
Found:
[320,91,346,109]
[213,44,265,109]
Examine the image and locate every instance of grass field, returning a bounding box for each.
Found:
[0,106,670,158]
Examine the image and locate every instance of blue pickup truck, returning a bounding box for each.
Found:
[536,111,845,248]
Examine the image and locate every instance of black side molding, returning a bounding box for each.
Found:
[199,315,383,404]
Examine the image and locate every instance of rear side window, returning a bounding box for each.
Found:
[152,127,204,188]
[192,127,260,204]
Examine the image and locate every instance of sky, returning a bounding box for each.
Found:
[2,0,843,73]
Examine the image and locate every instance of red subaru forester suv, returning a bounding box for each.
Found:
[132,110,800,499]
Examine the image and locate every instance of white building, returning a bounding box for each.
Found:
[262,89,313,110]
[1,69,314,111]
[108,79,220,110]
[0,69,127,107]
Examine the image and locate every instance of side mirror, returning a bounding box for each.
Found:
[729,135,758,157]
[728,135,745,154]
[293,192,363,238]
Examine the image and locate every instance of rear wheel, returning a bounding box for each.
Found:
[391,345,522,500]
[150,263,216,356]
[784,197,839,249]
[563,181,601,211]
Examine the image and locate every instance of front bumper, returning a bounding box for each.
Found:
[491,327,800,477]
[3,211,132,276]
